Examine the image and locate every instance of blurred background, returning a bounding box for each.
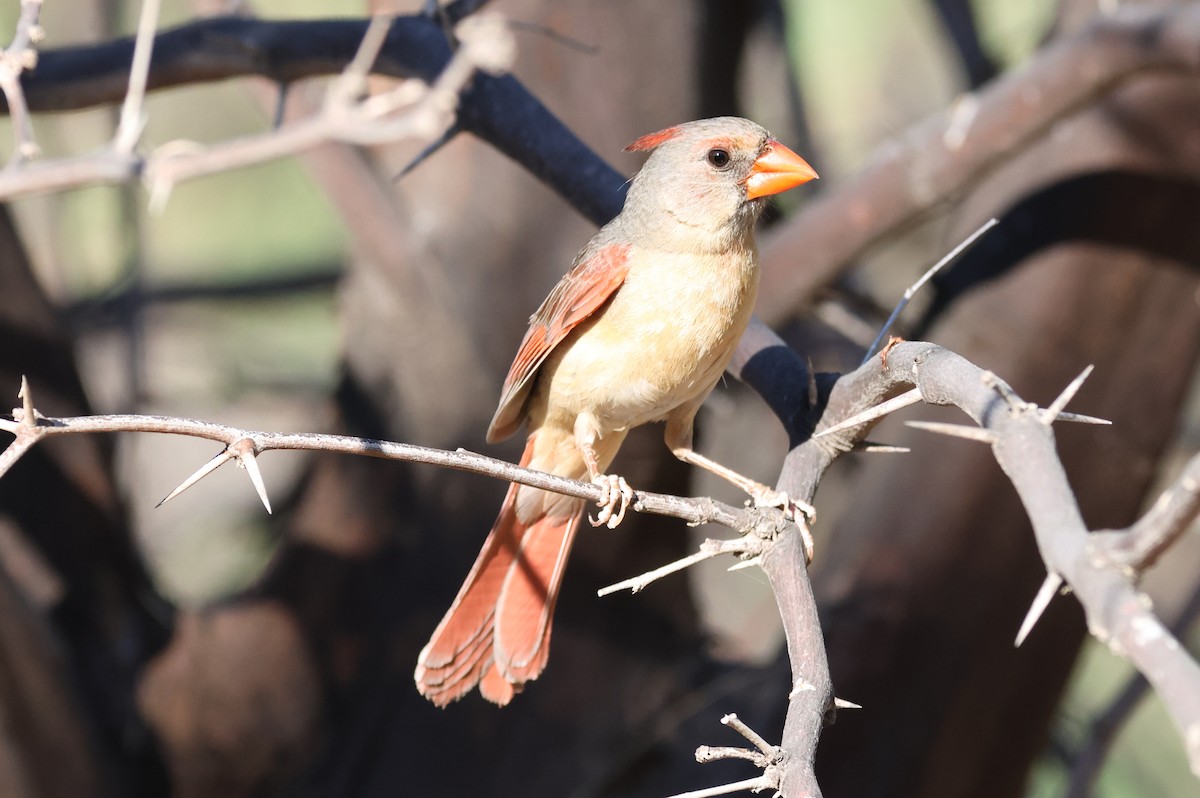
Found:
[0,1,1197,796]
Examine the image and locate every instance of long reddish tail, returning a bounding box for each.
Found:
[415,436,581,706]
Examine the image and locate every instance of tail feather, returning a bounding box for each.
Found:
[417,619,494,691]
[479,660,518,705]
[415,433,583,706]
[495,513,580,681]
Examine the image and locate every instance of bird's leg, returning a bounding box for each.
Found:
[666,416,815,561]
[575,413,633,529]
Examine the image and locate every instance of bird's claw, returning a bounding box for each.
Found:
[589,474,633,529]
[749,486,817,564]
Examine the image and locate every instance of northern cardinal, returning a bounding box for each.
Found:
[415,117,817,706]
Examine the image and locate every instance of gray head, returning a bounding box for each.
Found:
[617,117,817,253]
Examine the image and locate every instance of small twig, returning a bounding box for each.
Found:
[668,714,784,798]
[329,14,394,106]
[1088,449,1200,573]
[114,0,162,154]
[721,713,778,757]
[862,217,998,364]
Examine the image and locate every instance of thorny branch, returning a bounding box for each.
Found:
[0,383,792,543]
[755,339,1200,783]
[0,11,517,203]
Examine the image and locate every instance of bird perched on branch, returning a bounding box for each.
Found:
[415,117,818,706]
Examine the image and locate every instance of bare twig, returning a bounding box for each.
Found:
[1088,449,1200,573]
[143,13,514,210]
[0,12,517,203]
[0,0,44,165]
[668,714,784,798]
[114,0,162,154]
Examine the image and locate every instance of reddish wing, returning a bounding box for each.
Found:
[487,243,631,442]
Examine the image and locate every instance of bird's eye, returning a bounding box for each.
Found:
[706,148,731,169]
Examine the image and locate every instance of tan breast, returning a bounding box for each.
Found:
[531,243,760,433]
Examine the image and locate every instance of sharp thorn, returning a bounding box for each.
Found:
[1052,411,1111,426]
[856,440,911,453]
[393,123,461,180]
[239,448,273,514]
[158,449,234,507]
[862,218,998,363]
[18,375,34,428]
[905,420,998,444]
[814,388,923,439]
[806,356,818,407]
[1042,364,1094,425]
[1015,572,1063,647]
[834,697,862,710]
[727,556,763,572]
[272,81,290,130]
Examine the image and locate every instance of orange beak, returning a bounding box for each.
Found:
[745,140,819,200]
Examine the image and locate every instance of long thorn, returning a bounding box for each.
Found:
[1042,364,1094,425]
[857,441,911,453]
[394,122,461,179]
[597,549,715,596]
[1016,572,1063,647]
[1055,411,1112,426]
[806,356,818,407]
[814,388,923,439]
[239,448,272,514]
[905,420,998,444]
[664,776,774,798]
[158,449,233,507]
[863,218,998,363]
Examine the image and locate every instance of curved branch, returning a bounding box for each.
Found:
[768,340,1200,780]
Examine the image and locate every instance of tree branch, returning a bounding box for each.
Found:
[0,392,789,543]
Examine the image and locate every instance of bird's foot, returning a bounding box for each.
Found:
[589,473,634,529]
[748,485,816,564]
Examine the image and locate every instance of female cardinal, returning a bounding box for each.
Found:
[415,117,817,706]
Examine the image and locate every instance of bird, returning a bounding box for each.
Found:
[414,117,817,706]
